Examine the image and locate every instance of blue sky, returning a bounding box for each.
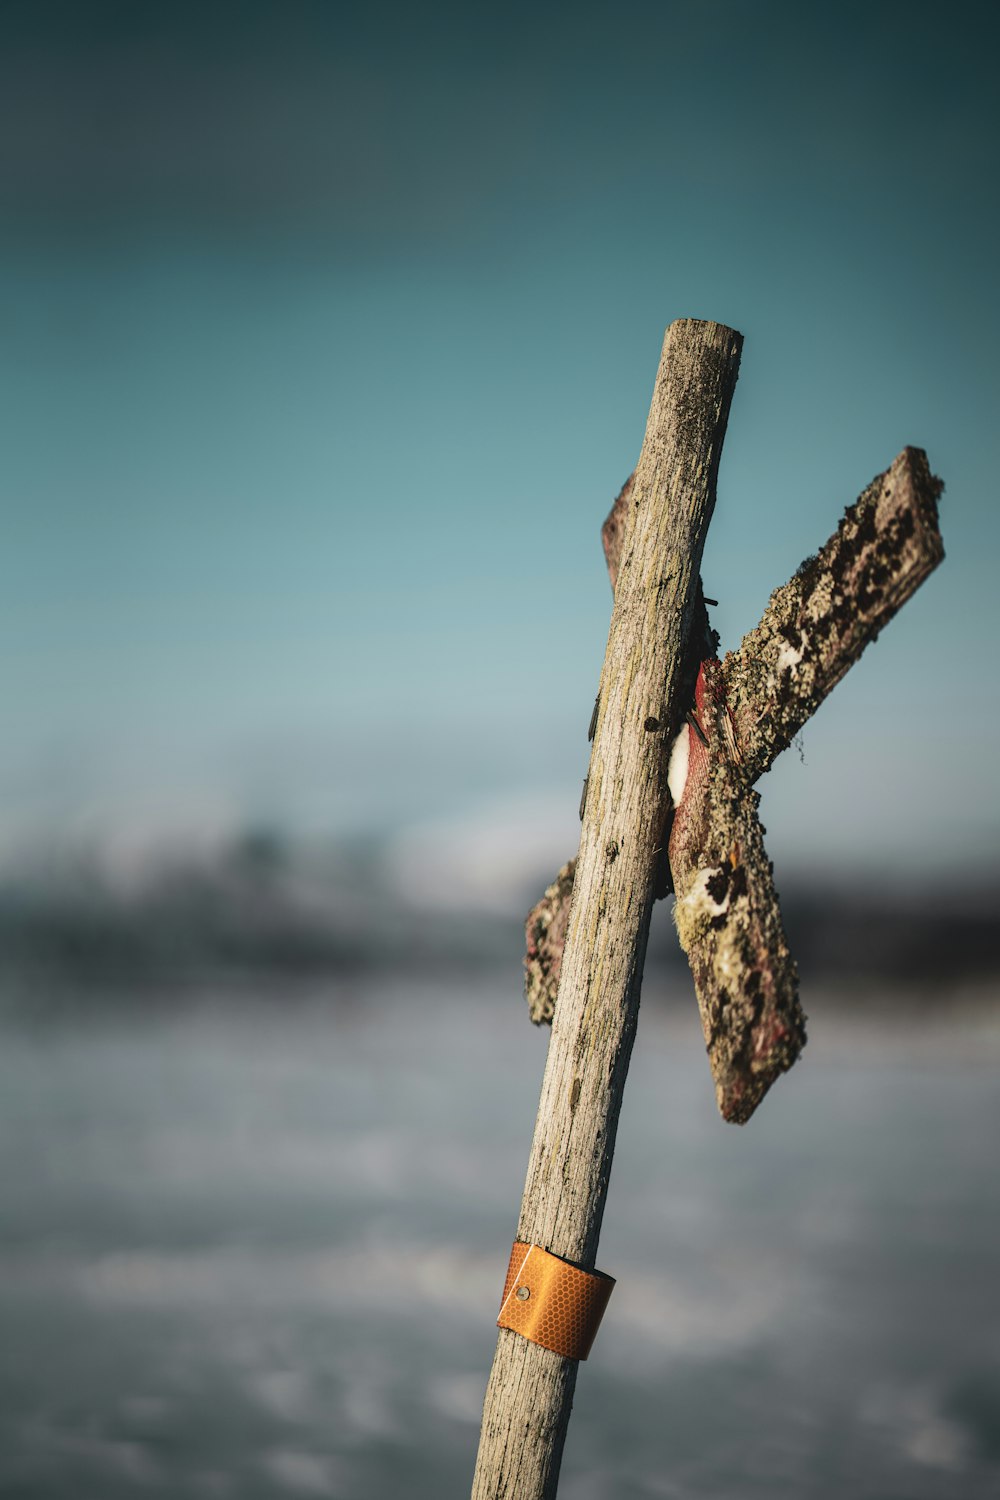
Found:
[1,0,998,885]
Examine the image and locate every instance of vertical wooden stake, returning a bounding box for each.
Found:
[471,320,743,1499]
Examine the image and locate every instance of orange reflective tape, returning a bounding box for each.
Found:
[496,1240,614,1360]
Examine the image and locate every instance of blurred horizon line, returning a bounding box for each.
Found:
[0,817,996,1003]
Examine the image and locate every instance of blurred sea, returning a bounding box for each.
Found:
[2,967,999,1499]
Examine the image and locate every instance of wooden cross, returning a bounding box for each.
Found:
[472,321,944,1499]
[527,443,943,1122]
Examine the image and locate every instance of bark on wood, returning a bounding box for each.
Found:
[722,445,944,780]
[667,659,804,1122]
[524,860,576,1026]
[600,472,636,589]
[472,319,743,1500]
[524,446,944,1118]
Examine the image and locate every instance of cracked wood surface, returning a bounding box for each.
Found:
[472,319,743,1500]
[524,446,944,1122]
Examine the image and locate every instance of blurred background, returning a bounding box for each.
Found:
[1,2,998,1496]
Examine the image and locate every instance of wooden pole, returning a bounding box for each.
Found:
[471,319,743,1500]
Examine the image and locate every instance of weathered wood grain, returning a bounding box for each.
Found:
[472,319,743,1500]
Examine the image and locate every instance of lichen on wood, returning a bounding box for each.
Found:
[523,445,944,1124]
[723,446,944,780]
[668,660,805,1123]
[600,472,634,590]
[525,860,577,1024]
